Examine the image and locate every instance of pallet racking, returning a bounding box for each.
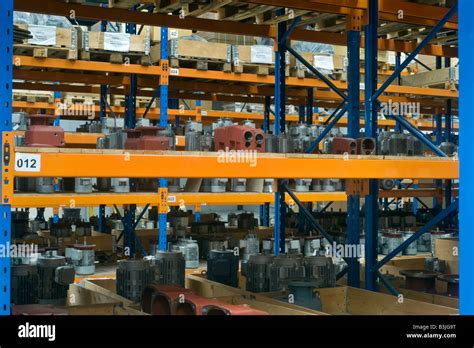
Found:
[0,0,466,314]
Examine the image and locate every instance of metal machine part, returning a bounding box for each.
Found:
[304,256,336,288]
[381,231,404,256]
[64,244,95,275]
[202,303,268,316]
[237,212,257,230]
[295,178,312,192]
[402,231,418,256]
[245,254,274,293]
[437,274,459,297]
[379,132,423,156]
[227,213,238,227]
[304,236,322,256]
[206,250,239,287]
[275,280,323,311]
[25,114,65,147]
[424,257,447,273]
[116,259,152,303]
[214,125,265,152]
[111,178,130,193]
[231,178,247,192]
[242,234,260,261]
[380,179,396,191]
[439,142,457,156]
[74,177,93,193]
[201,178,228,193]
[199,237,228,260]
[37,252,75,306]
[177,239,200,269]
[263,179,274,193]
[11,264,39,305]
[169,213,189,239]
[141,283,191,315]
[417,232,432,252]
[13,112,28,131]
[356,137,376,155]
[270,254,305,291]
[36,177,55,194]
[145,251,185,287]
[262,239,273,254]
[324,137,357,155]
[399,269,438,293]
[288,239,302,254]
[12,210,30,239]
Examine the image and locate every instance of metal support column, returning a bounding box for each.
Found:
[0,0,12,315]
[273,9,287,255]
[434,57,443,212]
[306,88,314,125]
[346,20,361,288]
[445,58,453,210]
[364,0,379,292]
[459,0,474,313]
[159,27,169,251]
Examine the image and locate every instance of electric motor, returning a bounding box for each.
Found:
[146,250,185,287]
[245,254,274,293]
[116,259,152,302]
[11,264,39,305]
[37,252,75,306]
[303,256,336,288]
[269,254,305,291]
[177,239,200,268]
[207,250,239,287]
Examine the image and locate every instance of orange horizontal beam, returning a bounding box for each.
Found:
[9,191,347,209]
[10,147,458,180]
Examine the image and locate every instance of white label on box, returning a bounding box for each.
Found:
[360,83,365,90]
[313,55,334,71]
[169,30,179,39]
[318,116,324,122]
[201,111,208,116]
[28,25,57,46]
[170,68,180,76]
[168,195,177,203]
[250,45,273,64]
[15,153,41,172]
[104,32,130,52]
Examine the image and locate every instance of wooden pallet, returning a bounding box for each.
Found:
[234,63,290,76]
[13,92,54,103]
[79,49,152,65]
[290,66,344,80]
[14,44,78,60]
[169,56,232,72]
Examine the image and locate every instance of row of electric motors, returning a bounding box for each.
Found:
[116,252,335,313]
[15,113,457,195]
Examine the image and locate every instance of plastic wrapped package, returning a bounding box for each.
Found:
[14,11,73,28]
[178,33,208,42]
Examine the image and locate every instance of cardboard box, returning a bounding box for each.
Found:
[435,237,459,274]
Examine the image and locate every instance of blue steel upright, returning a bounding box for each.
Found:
[346,25,361,288]
[273,9,287,255]
[459,0,473,314]
[1,0,12,315]
[364,0,379,292]
[159,27,169,251]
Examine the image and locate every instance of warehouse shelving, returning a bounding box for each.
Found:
[0,0,465,315]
